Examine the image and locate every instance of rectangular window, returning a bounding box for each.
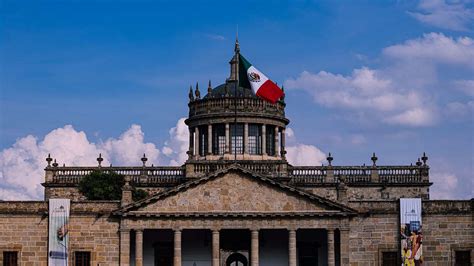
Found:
[230,124,244,154]
[382,251,397,266]
[75,251,91,266]
[212,124,226,155]
[248,124,262,155]
[3,251,18,266]
[198,125,208,156]
[455,250,471,266]
[266,125,275,156]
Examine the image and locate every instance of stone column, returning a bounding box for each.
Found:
[244,123,249,155]
[174,230,182,266]
[188,128,194,159]
[288,230,297,266]
[208,124,213,155]
[225,123,230,154]
[251,230,259,266]
[261,124,266,155]
[120,229,130,266]
[340,229,350,265]
[194,127,200,157]
[212,230,220,266]
[280,128,286,158]
[135,230,143,266]
[274,127,279,157]
[327,229,335,266]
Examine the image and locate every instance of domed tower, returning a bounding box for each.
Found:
[184,40,289,177]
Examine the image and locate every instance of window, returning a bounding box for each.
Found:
[248,124,262,155]
[381,251,397,266]
[198,126,208,156]
[3,251,18,266]
[75,251,91,266]
[230,124,244,154]
[455,250,471,266]
[266,125,275,156]
[212,124,226,155]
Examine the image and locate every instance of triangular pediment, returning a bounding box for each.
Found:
[114,165,356,217]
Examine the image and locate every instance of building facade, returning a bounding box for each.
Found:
[0,42,472,266]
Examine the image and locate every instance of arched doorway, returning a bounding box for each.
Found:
[226,252,248,266]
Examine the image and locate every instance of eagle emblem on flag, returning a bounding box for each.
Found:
[249,72,261,82]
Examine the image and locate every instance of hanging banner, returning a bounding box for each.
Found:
[48,199,70,266]
[400,198,423,266]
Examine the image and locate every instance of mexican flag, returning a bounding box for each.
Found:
[239,54,284,104]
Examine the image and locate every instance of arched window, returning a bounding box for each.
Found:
[226,253,248,266]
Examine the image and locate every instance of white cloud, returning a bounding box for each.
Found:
[286,144,326,166]
[445,101,474,117]
[383,33,474,68]
[385,107,438,126]
[0,124,162,200]
[408,0,474,31]
[453,79,474,97]
[430,172,460,199]
[161,118,189,166]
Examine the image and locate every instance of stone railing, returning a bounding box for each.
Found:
[47,166,185,185]
[45,162,429,186]
[188,97,286,118]
[289,165,428,185]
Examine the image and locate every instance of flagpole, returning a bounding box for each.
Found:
[234,37,239,162]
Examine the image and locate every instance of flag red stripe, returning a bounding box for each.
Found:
[256,80,284,104]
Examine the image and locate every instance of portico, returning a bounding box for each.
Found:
[114,165,355,266]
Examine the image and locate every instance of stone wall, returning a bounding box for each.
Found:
[0,201,120,266]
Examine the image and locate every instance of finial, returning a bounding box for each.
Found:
[195,82,201,99]
[188,85,194,102]
[97,153,103,167]
[421,152,428,165]
[52,159,58,168]
[416,158,423,167]
[141,153,148,167]
[208,80,212,95]
[234,33,240,53]
[281,85,285,101]
[371,152,378,166]
[46,153,52,167]
[326,152,333,166]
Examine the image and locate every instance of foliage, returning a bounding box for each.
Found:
[78,170,148,201]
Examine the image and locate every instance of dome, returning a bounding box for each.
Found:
[204,81,257,99]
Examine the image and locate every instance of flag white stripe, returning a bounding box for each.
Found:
[246,66,269,94]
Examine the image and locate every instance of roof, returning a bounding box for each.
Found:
[204,81,257,99]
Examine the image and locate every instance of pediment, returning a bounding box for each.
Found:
[115,165,356,217]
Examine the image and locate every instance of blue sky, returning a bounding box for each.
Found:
[0,0,473,200]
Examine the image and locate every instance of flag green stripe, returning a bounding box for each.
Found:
[238,53,252,89]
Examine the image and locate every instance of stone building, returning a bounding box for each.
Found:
[0,41,472,266]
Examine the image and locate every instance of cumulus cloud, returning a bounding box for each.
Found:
[0,124,162,200]
[285,127,327,166]
[161,118,189,166]
[407,0,474,31]
[285,33,474,127]
[453,79,474,97]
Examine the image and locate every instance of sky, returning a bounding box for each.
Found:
[0,0,473,200]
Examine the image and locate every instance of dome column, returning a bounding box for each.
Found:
[261,124,266,156]
[188,127,194,159]
[194,126,200,158]
[274,127,280,158]
[225,123,230,154]
[207,124,213,155]
[280,128,286,159]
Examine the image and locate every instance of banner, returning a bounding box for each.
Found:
[400,198,423,266]
[48,199,70,266]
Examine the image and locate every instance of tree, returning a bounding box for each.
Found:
[78,171,148,201]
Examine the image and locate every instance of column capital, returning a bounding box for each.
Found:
[135,229,144,233]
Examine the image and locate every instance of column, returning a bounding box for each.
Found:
[174,230,182,266]
[212,230,220,266]
[208,124,213,155]
[327,229,335,266]
[194,127,200,157]
[188,128,194,159]
[120,229,130,266]
[225,123,230,154]
[280,128,286,158]
[288,230,296,266]
[340,229,350,265]
[251,230,259,266]
[274,127,279,157]
[244,123,249,155]
[135,230,143,266]
[261,124,266,155]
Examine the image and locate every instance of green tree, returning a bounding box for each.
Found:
[78,171,148,201]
